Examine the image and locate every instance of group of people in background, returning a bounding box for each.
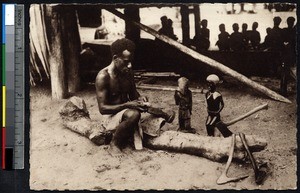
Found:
[157,15,296,55]
[216,16,296,53]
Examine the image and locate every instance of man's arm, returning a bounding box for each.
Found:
[95,72,126,115]
[96,71,147,114]
[128,71,148,102]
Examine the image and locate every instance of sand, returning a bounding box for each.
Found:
[29,78,297,190]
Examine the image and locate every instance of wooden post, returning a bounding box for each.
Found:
[61,8,81,93]
[124,7,140,43]
[194,5,200,36]
[106,8,291,103]
[45,5,68,99]
[180,5,190,46]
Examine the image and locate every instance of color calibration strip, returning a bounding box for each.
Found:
[2,4,24,170]
[2,3,15,170]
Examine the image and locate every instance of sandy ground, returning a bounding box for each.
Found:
[29,78,297,190]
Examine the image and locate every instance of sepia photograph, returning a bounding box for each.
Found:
[29,2,297,190]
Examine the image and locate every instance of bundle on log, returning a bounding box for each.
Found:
[59,97,267,162]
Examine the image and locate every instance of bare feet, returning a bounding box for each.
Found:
[107,143,124,159]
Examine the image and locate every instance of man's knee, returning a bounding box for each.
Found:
[122,109,141,123]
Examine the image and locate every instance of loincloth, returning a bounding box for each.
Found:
[101,109,166,137]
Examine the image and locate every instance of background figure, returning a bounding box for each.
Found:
[216,24,230,51]
[260,27,272,51]
[158,15,168,35]
[242,23,250,50]
[229,23,244,51]
[192,19,210,51]
[249,22,261,50]
[94,26,109,39]
[280,17,296,96]
[166,18,178,40]
[269,16,284,52]
[174,77,195,133]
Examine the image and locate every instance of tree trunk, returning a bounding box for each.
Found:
[45,5,68,99]
[145,130,267,162]
[61,8,81,93]
[106,8,291,104]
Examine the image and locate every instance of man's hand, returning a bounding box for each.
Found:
[126,100,148,112]
[138,96,149,102]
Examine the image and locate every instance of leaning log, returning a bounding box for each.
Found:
[59,97,267,162]
[106,8,291,104]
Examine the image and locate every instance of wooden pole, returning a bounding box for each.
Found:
[193,5,200,36]
[106,8,291,103]
[45,5,68,99]
[180,5,190,46]
[124,7,140,43]
[61,8,81,93]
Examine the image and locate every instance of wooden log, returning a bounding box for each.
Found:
[137,84,204,93]
[145,131,267,162]
[45,5,68,99]
[106,8,291,104]
[59,97,267,162]
[135,72,180,78]
[61,8,81,93]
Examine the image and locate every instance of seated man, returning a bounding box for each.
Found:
[95,38,174,154]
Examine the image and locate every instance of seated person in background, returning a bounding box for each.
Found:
[260,27,272,51]
[248,22,261,50]
[269,16,284,52]
[158,15,168,35]
[229,23,244,51]
[166,18,178,40]
[94,26,109,39]
[192,19,210,51]
[242,23,250,50]
[216,23,230,51]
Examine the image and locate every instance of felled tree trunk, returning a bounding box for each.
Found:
[59,97,267,162]
[145,131,267,162]
[59,97,113,145]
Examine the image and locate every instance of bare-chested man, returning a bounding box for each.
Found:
[95,38,174,154]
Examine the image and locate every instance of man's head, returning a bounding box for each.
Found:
[219,24,225,32]
[232,23,239,32]
[242,23,248,32]
[161,15,168,27]
[111,38,135,73]
[206,74,220,92]
[252,22,258,30]
[273,17,282,27]
[287,17,295,28]
[266,27,271,35]
[178,77,189,91]
[201,19,208,28]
